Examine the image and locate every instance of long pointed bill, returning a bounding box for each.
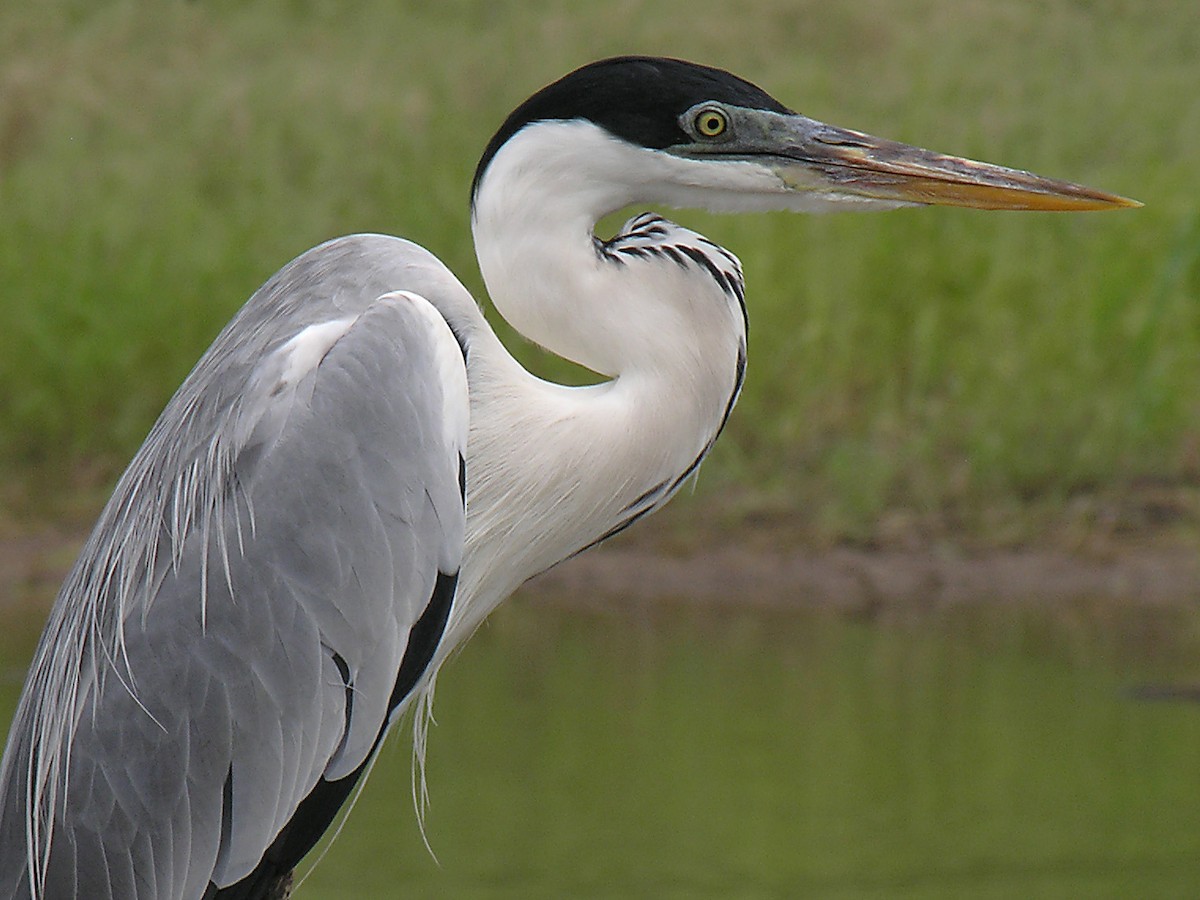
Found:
[784,119,1139,210]
[712,109,1141,211]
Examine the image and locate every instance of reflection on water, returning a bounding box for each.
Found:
[2,595,1199,898]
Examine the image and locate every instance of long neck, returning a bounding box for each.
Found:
[445,128,746,648]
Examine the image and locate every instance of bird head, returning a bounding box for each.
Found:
[471,56,1139,218]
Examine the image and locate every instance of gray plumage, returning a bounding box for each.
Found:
[0,237,469,897]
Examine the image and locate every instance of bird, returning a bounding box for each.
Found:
[0,56,1136,899]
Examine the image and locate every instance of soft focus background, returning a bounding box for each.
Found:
[2,1,1199,897]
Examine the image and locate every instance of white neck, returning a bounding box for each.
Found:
[444,121,747,646]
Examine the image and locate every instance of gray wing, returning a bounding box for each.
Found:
[0,237,471,899]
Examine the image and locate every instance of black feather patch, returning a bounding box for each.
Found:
[389,569,457,713]
[213,570,459,898]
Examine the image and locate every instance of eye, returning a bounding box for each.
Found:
[694,107,728,138]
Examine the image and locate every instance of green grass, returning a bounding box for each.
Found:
[0,0,1195,541]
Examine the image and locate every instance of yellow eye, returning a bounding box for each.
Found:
[694,108,728,138]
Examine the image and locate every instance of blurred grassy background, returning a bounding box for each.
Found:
[0,0,1194,545]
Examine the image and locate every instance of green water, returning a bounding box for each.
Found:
[3,597,1200,898]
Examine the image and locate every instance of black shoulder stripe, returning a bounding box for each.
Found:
[214,769,357,899]
[389,569,457,712]
[216,571,459,898]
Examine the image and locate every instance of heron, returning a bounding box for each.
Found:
[0,56,1135,898]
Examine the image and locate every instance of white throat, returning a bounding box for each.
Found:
[446,120,748,645]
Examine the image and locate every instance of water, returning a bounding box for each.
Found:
[2,596,1199,897]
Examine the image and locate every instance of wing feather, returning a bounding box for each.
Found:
[0,237,471,899]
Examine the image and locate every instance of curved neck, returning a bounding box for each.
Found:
[471,124,632,376]
[446,126,747,647]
